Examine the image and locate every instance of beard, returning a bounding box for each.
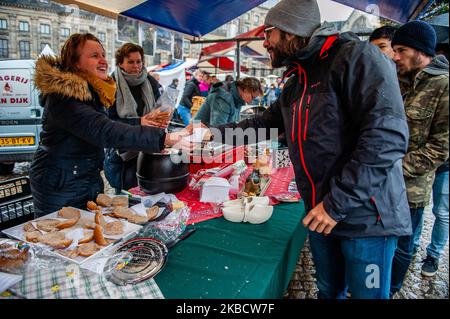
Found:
[397,51,423,77]
[270,44,291,68]
[269,35,309,68]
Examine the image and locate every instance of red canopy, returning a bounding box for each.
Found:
[200,25,265,57]
[205,56,248,72]
[198,25,270,72]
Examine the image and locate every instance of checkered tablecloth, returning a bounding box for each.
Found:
[1,264,164,299]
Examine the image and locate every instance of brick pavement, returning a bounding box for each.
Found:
[284,205,449,299]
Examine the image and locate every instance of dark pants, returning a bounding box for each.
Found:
[390,207,424,295]
[309,231,398,299]
[103,148,139,194]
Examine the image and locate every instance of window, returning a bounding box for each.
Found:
[40,24,51,34]
[254,15,259,24]
[0,39,8,58]
[0,19,7,30]
[61,27,70,37]
[19,21,30,32]
[98,32,106,42]
[40,42,50,52]
[245,13,250,21]
[19,41,30,59]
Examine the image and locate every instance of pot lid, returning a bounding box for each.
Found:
[103,237,168,286]
[146,148,182,155]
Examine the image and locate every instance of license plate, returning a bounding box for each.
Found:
[0,136,35,147]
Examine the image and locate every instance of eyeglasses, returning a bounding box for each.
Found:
[263,26,276,40]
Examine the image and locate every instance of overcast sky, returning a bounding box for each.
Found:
[317,0,353,21]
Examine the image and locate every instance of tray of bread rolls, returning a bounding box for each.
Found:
[0,194,150,265]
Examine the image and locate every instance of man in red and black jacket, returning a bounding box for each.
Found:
[209,0,411,299]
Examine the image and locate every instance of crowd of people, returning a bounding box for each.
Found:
[26,0,447,300]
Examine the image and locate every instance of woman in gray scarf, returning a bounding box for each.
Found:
[104,43,168,193]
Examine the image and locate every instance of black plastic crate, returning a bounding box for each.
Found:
[0,176,35,230]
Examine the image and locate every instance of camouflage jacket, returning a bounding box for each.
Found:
[400,55,449,208]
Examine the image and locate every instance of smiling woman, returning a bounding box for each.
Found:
[29,33,191,217]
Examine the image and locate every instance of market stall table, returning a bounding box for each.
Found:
[154,200,307,299]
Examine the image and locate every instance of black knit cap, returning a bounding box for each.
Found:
[392,20,436,56]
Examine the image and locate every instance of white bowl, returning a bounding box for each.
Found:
[223,198,244,207]
[245,196,270,206]
[222,205,244,223]
[246,204,273,224]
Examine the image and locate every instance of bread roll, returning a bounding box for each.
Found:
[96,194,112,207]
[111,196,128,207]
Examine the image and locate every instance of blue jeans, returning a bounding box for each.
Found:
[177,104,191,126]
[309,231,398,299]
[390,207,424,295]
[413,170,449,259]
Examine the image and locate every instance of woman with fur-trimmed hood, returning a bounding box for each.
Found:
[30,33,188,217]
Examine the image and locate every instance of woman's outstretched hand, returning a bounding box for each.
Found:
[141,109,172,128]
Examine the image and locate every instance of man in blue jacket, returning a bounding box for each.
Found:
[193,77,262,126]
[208,0,411,299]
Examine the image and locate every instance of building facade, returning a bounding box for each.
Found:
[196,3,275,77]
[0,0,276,76]
[0,0,118,70]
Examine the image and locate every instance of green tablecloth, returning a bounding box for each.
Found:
[154,201,307,299]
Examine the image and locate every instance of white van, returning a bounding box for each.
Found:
[0,60,42,174]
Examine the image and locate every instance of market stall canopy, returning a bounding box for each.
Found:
[426,13,449,44]
[333,0,433,23]
[197,56,249,73]
[200,25,265,57]
[54,0,266,37]
[146,59,199,105]
[54,0,434,37]
[39,44,56,57]
[198,25,271,70]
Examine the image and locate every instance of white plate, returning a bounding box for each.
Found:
[1,208,142,265]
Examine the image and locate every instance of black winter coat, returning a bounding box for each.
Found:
[180,78,201,109]
[216,31,411,238]
[30,56,165,216]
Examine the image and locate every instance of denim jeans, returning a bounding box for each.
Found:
[177,104,192,126]
[390,207,424,295]
[413,170,449,259]
[309,231,398,299]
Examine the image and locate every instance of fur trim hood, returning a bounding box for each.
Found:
[34,55,92,101]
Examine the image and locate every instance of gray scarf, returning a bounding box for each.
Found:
[115,66,156,118]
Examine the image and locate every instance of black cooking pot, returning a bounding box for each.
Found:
[136,150,189,194]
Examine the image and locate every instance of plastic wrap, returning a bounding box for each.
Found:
[136,206,191,244]
[156,86,179,112]
[0,239,32,274]
[144,87,179,129]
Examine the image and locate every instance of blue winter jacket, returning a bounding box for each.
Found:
[193,82,245,126]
